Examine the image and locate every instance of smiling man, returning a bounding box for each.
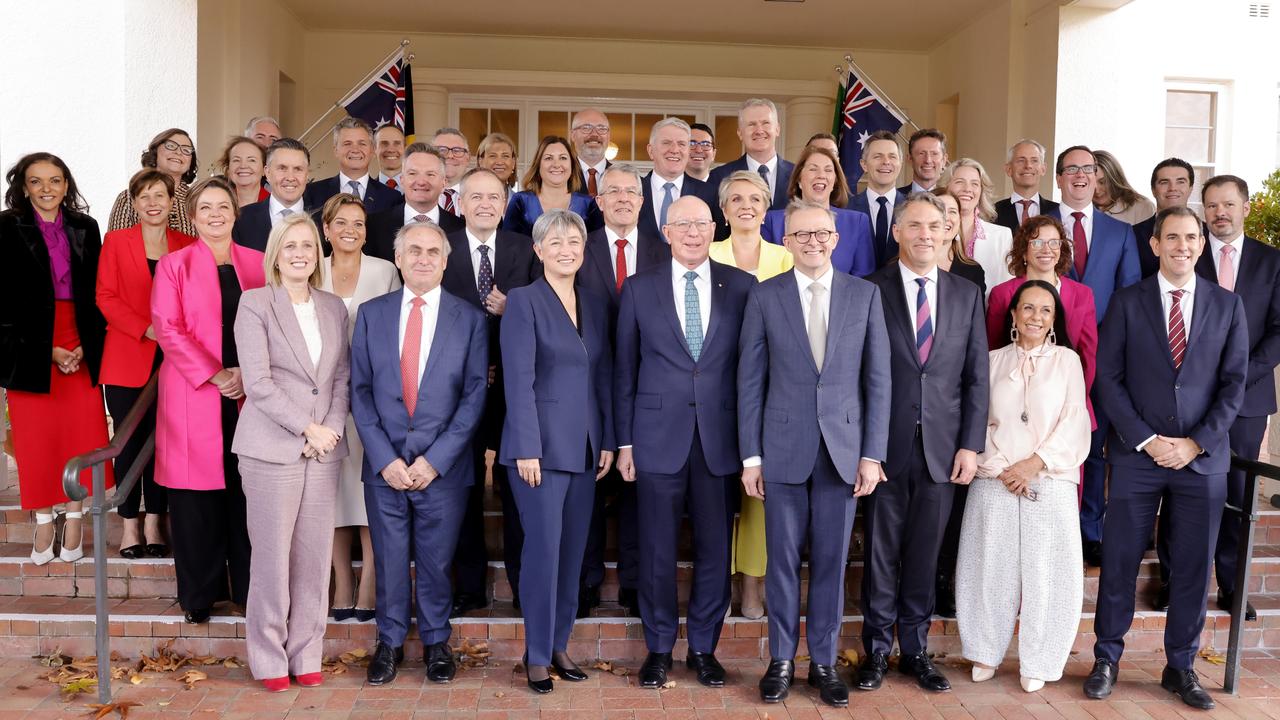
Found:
[366,144,466,262]
[995,139,1059,231]
[431,127,472,216]
[375,123,406,192]
[708,98,795,210]
[851,130,908,268]
[639,118,720,240]
[571,108,612,196]
[1132,158,1200,277]
[233,138,316,252]
[687,123,717,182]
[898,128,949,195]
[303,117,400,214]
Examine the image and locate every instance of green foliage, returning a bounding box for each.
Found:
[1246,168,1280,247]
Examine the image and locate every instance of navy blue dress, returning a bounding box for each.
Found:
[503,191,603,237]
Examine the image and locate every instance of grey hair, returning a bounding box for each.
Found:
[783,198,836,231]
[531,208,587,248]
[332,116,374,145]
[738,98,779,126]
[649,117,692,146]
[459,167,508,200]
[717,169,770,209]
[432,126,470,148]
[393,220,452,258]
[1006,138,1047,164]
[600,163,644,190]
[244,116,280,135]
[892,192,948,224]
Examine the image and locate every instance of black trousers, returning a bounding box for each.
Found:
[581,465,638,591]
[104,383,166,519]
[936,483,969,583]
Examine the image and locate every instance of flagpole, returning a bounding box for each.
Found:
[304,50,416,153]
[843,54,920,132]
[296,39,410,144]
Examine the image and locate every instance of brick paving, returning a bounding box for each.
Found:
[0,651,1278,719]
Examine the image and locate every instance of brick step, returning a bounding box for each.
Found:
[1,593,1277,662]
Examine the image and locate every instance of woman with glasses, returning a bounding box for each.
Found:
[1092,150,1156,225]
[760,146,875,277]
[108,129,199,236]
[503,135,603,238]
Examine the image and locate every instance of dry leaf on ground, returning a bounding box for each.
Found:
[176,670,207,689]
[61,678,97,696]
[660,680,677,689]
[85,701,141,719]
[1198,647,1227,665]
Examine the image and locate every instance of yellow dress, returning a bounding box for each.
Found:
[709,238,794,576]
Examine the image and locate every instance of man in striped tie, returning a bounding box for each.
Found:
[1085,206,1248,710]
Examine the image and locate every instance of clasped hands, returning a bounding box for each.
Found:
[209,367,244,399]
[381,456,439,491]
[1144,435,1201,469]
[995,454,1045,497]
[52,345,83,375]
[302,422,341,459]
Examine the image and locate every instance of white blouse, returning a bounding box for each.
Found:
[292,298,323,367]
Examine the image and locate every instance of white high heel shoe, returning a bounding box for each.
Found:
[1020,676,1044,693]
[30,512,56,565]
[972,665,996,682]
[59,511,84,563]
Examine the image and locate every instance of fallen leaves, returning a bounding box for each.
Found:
[322,647,370,675]
[84,701,141,719]
[1199,647,1227,665]
[61,678,97,696]
[589,659,631,677]
[660,679,677,689]
[176,670,207,689]
[837,649,860,667]
[455,639,491,669]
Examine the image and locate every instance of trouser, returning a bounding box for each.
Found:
[1080,402,1111,542]
[104,381,166,518]
[581,466,638,591]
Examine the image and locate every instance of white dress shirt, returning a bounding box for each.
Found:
[650,172,685,230]
[745,155,779,197]
[909,181,934,194]
[292,298,323,366]
[404,203,441,226]
[397,285,442,383]
[467,229,498,290]
[580,159,608,186]
[1060,202,1094,252]
[795,265,833,330]
[268,195,305,226]
[438,183,462,213]
[898,261,939,323]
[1209,233,1244,280]
[338,172,369,200]
[672,258,712,338]
[1135,272,1198,451]
[866,188,897,235]
[606,226,639,282]
[1009,191,1043,220]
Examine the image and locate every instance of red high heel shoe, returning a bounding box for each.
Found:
[295,672,323,687]
[261,676,290,692]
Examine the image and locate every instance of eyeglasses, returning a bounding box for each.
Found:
[787,229,835,244]
[1060,164,1096,176]
[598,187,642,199]
[690,140,715,150]
[161,140,195,156]
[665,219,714,233]
[572,124,609,135]
[1028,238,1061,249]
[434,145,470,159]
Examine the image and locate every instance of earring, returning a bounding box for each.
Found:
[1010,326,1019,342]
[1047,328,1057,345]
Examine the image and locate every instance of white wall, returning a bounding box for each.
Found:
[0,0,198,229]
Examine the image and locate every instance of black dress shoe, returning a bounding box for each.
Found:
[524,655,554,694]
[759,659,795,703]
[1083,540,1104,568]
[183,608,210,624]
[576,585,600,619]
[1161,666,1214,709]
[330,606,355,622]
[1153,583,1170,612]
[551,653,588,682]
[639,652,672,688]
[686,651,726,687]
[425,642,456,683]
[808,663,849,707]
[618,587,641,617]
[1083,658,1117,699]
[899,651,951,692]
[354,607,376,622]
[855,652,889,691]
[450,592,488,618]
[935,573,956,619]
[1217,590,1258,621]
[144,543,169,558]
[119,544,145,559]
[367,642,404,685]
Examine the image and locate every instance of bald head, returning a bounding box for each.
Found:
[663,196,714,269]
[571,108,611,165]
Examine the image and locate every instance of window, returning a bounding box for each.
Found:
[457,106,521,156]
[1164,82,1228,209]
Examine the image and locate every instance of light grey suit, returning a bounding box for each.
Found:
[232,284,351,680]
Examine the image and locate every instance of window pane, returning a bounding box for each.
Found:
[1165,127,1214,163]
[611,114,634,162]
[715,115,743,162]
[1166,91,1214,127]
[491,109,520,155]
[676,114,697,127]
[537,111,569,142]
[459,108,488,152]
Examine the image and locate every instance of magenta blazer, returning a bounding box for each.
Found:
[986,275,1098,429]
[151,240,266,491]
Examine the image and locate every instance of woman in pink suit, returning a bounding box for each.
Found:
[151,176,266,624]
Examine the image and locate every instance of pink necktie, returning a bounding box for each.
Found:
[1219,245,1236,292]
[401,297,425,417]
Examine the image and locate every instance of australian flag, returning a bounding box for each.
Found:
[343,51,415,137]
[836,68,904,185]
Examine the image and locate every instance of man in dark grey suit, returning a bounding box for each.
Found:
[737,199,892,707]
[860,194,989,694]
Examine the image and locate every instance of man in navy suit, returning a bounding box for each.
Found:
[738,199,892,707]
[1133,158,1198,278]
[850,130,908,269]
[614,195,754,689]
[571,108,612,197]
[366,145,465,263]
[708,98,795,211]
[994,139,1059,232]
[303,117,400,214]
[1084,206,1247,710]
[443,168,541,618]
[375,122,406,191]
[1054,144,1141,567]
[859,194,989,694]
[897,128,948,196]
[639,118,721,241]
[349,220,489,686]
[233,138,316,252]
[1153,176,1280,620]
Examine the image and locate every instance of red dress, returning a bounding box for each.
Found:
[7,301,114,509]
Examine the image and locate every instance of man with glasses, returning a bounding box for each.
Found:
[639,118,721,240]
[303,116,400,214]
[431,127,472,217]
[571,108,612,197]
[1053,145,1141,569]
[614,195,754,690]
[738,199,892,707]
[995,139,1058,231]
[688,123,717,182]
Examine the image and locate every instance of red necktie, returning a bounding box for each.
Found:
[614,238,629,293]
[588,168,598,197]
[1018,199,1033,225]
[1168,289,1186,369]
[1071,211,1089,278]
[401,296,426,417]
[386,177,398,190]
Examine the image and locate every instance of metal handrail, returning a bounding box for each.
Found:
[1223,454,1276,695]
[60,374,158,704]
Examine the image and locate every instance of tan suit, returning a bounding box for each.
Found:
[232,284,351,680]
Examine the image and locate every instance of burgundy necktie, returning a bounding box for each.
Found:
[386,178,398,190]
[588,168,599,197]
[1018,199,1033,225]
[614,238,629,293]
[442,189,458,216]
[1071,211,1089,278]
[1168,289,1186,370]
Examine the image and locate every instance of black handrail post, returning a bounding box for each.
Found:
[92,461,110,704]
[1223,465,1261,696]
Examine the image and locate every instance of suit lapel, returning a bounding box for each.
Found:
[702,263,729,353]
[1185,281,1210,357]
[15,214,49,273]
[657,264,692,360]
[881,270,922,369]
[421,292,458,400]
[1140,280,1175,370]
[823,274,850,373]
[452,237,480,302]
[381,291,403,386]
[270,285,319,383]
[587,235,618,298]
[127,228,149,285]
[1194,248,1216,284]
[778,272,819,375]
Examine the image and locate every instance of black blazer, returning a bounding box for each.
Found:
[850,189,908,269]
[1194,236,1280,418]
[0,207,108,392]
[364,203,466,263]
[993,196,1060,234]
[303,175,400,215]
[231,199,325,253]
[708,154,796,211]
[577,226,671,331]
[947,259,987,300]
[637,172,724,241]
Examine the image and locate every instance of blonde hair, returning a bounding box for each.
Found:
[263,212,325,288]
[938,158,996,222]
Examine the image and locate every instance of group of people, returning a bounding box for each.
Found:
[0,96,1275,710]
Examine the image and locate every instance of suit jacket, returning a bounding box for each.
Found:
[97,225,195,387]
[1057,207,1140,324]
[638,172,723,241]
[349,287,489,488]
[737,270,892,485]
[152,240,266,490]
[869,264,990,483]
[231,199,324,253]
[850,189,908,269]
[578,227,671,324]
[499,278,615,472]
[761,206,876,277]
[1194,237,1280,418]
[231,286,351,464]
[614,260,754,476]
[708,154,796,211]
[1097,275,1248,475]
[365,202,466,263]
[303,174,400,215]
[0,208,108,392]
[994,195,1060,233]
[442,229,542,447]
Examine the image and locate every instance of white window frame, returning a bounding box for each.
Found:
[1164,79,1232,209]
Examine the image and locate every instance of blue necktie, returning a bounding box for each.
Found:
[660,182,675,229]
[684,270,703,361]
[347,179,362,198]
[875,196,889,257]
